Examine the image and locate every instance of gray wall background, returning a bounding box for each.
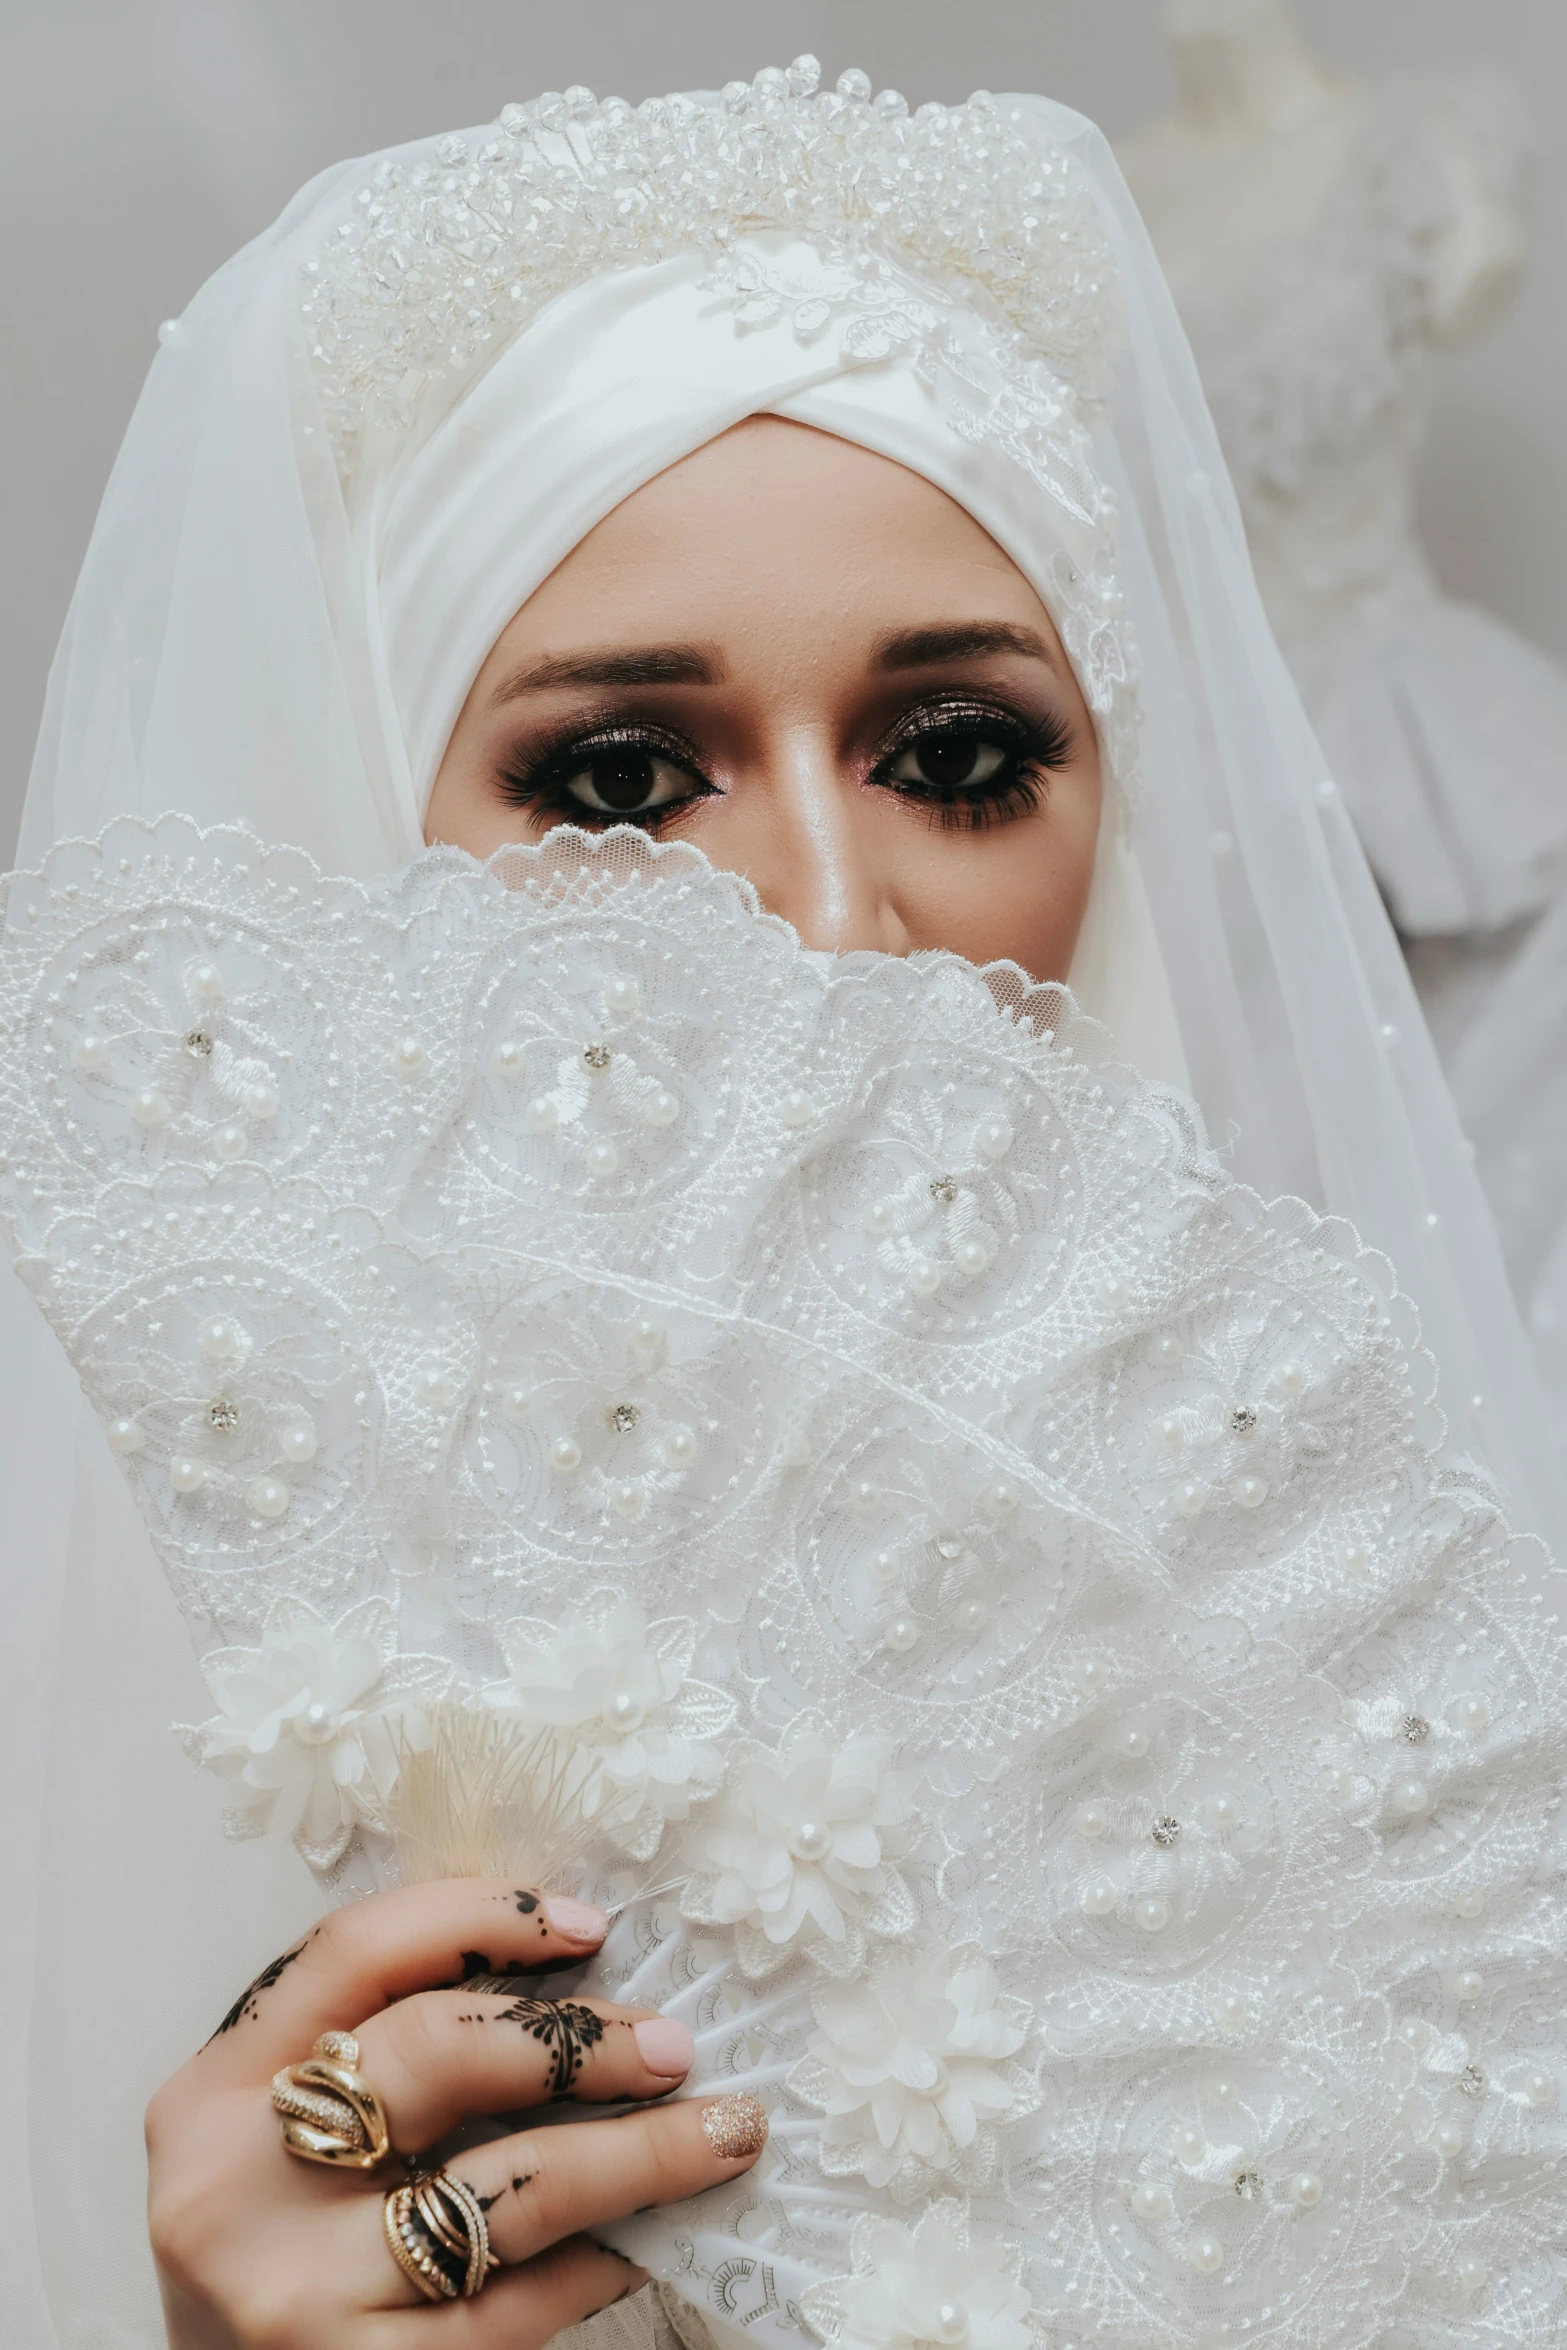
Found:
[4,0,1564,856]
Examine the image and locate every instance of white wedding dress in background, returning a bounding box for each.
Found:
[1122,48,1567,1434]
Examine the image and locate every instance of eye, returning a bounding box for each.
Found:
[885,731,1010,792]
[558,749,696,816]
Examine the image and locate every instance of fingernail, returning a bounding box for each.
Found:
[633,2017,695,2078]
[700,2093,769,2159]
[544,1895,609,1943]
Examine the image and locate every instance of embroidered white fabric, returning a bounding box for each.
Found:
[2,815,1565,2347]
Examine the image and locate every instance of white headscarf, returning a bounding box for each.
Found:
[6,62,1561,2348]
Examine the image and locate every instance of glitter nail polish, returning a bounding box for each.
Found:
[700,2093,769,2159]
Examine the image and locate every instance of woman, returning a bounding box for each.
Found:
[3,59,1564,2350]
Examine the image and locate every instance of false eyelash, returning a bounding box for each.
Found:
[870,699,1076,832]
[495,718,714,830]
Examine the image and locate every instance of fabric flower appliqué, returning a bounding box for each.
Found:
[480,1594,734,1862]
[682,1710,914,1977]
[789,1945,1039,2195]
[183,1594,450,1867]
[801,2200,1034,2350]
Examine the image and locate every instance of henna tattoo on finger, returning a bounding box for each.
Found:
[206,1933,314,2041]
[492,1995,607,2094]
[471,2171,535,2214]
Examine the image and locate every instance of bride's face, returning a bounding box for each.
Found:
[426,417,1102,980]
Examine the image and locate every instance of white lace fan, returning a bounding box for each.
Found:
[1,817,1564,2350]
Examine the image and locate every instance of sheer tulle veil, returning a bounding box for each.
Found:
[3,62,1561,2347]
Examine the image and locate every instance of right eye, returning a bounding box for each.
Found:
[558,750,698,816]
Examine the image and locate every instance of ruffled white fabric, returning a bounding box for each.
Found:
[1,817,1563,2347]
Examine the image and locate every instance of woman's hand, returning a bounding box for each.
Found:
[146,1878,766,2347]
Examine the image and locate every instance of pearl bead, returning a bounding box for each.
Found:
[1391,1777,1430,1815]
[931,2305,968,2346]
[603,1691,645,1733]
[500,1386,535,1422]
[188,961,225,1003]
[870,1549,902,1586]
[1102,1275,1130,1307]
[908,1257,943,1298]
[1340,1543,1371,1577]
[1433,2122,1465,2160]
[885,1616,919,1654]
[863,1200,896,1237]
[106,1416,145,1454]
[1455,1693,1490,1734]
[549,1436,582,1473]
[214,1121,247,1160]
[1158,1416,1184,1455]
[788,1820,833,1863]
[492,1039,525,1080]
[247,1475,289,1520]
[958,1597,990,1633]
[1187,2233,1224,2275]
[279,1418,317,1464]
[1290,2172,1323,2209]
[779,1089,814,1129]
[974,1117,1013,1161]
[418,1367,457,1406]
[1455,2257,1489,2294]
[663,1427,696,1468]
[850,1479,878,1512]
[1213,1994,1249,2032]
[1525,2070,1556,2107]
[644,1089,680,1129]
[243,1080,280,1121]
[1075,1657,1106,1693]
[169,1456,205,1493]
[1400,2019,1433,2054]
[1131,2182,1173,2221]
[1233,1474,1269,1510]
[586,1138,620,1177]
[1175,1480,1207,1519]
[1455,1970,1484,2003]
[293,1700,336,1746]
[1081,1879,1118,1918]
[1077,1801,1110,1839]
[1118,1723,1151,1761]
[605,976,640,1015]
[1272,1363,1307,1397]
[72,1033,108,1073]
[1211,2078,1237,2105]
[628,1317,662,1357]
[393,1036,427,1077]
[1209,1792,1241,1832]
[982,1480,1019,1516]
[1156,1334,1182,1363]
[199,1316,242,1362]
[1172,2124,1204,2161]
[954,1237,990,1276]
[1135,1895,1171,1933]
[526,1096,558,1135]
[130,1087,171,1128]
[610,1481,645,1519]
[1454,1889,1486,1920]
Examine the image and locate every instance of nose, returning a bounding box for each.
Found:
[740,724,910,956]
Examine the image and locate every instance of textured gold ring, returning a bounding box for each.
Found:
[271,2030,392,2170]
[383,2170,498,2302]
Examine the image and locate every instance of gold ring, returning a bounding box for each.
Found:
[383,2170,498,2302]
[271,2031,391,2170]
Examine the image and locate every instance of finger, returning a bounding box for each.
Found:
[353,1992,697,2151]
[446,2091,769,2266]
[194,1879,609,2080]
[358,2242,651,2348]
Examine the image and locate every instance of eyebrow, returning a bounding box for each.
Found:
[487,643,724,706]
[873,622,1064,675]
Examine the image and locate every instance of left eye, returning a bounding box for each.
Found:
[885,733,1010,791]
[559,751,695,815]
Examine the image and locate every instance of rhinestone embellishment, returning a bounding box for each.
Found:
[1456,2064,1486,2098]
[1399,1713,1431,1746]
[1229,1404,1257,1436]
[183,1027,214,1058]
[608,1401,640,1434]
[1233,2170,1264,2200]
[929,1175,960,1205]
[1150,1814,1182,1848]
[582,1042,613,1071]
[207,1398,239,1432]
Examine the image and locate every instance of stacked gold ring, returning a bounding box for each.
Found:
[271,2031,391,2170]
[383,2170,498,2302]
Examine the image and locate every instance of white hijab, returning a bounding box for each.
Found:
[6,64,1560,2348]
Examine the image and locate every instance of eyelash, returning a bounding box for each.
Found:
[495,698,1075,835]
